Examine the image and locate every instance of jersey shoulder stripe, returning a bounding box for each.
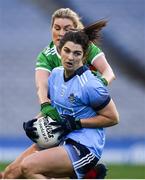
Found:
[76,73,88,87]
[43,45,56,56]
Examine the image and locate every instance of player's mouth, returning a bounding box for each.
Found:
[65,61,73,68]
[56,39,60,44]
[57,37,63,42]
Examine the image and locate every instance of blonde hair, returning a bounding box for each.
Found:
[51,8,84,29]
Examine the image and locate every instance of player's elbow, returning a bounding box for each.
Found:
[111,111,119,126]
[107,71,116,84]
[111,73,116,81]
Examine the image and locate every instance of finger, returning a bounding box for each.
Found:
[26,133,39,139]
[30,131,39,138]
[47,114,57,120]
[26,130,39,138]
[51,127,62,133]
[61,114,70,119]
[23,122,26,130]
[60,114,66,119]
[49,121,60,126]
[31,133,39,139]
[29,119,37,126]
[58,132,67,140]
[23,120,36,130]
[30,127,37,131]
[31,119,37,123]
[30,138,37,143]
[26,127,37,132]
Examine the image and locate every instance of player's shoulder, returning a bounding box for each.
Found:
[76,68,95,87]
[88,43,102,52]
[49,66,63,82]
[51,66,63,74]
[84,70,105,89]
[41,41,56,56]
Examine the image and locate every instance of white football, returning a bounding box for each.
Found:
[33,116,61,148]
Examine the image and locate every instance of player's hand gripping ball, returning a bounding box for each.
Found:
[33,116,61,148]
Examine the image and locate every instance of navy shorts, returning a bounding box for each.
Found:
[63,138,99,179]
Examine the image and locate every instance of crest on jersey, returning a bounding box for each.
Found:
[68,93,76,103]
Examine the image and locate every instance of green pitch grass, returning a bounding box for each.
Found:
[106,164,145,179]
[0,162,145,178]
[0,162,8,178]
[0,162,8,171]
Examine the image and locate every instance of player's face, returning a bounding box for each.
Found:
[52,18,74,47]
[60,41,84,77]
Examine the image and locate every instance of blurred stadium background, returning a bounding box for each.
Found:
[0,0,145,178]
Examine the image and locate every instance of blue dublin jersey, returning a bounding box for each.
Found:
[48,65,111,159]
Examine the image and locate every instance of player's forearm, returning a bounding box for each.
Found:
[81,114,118,128]
[80,99,119,128]
[92,54,115,85]
[101,68,115,85]
[37,85,50,104]
[35,70,50,104]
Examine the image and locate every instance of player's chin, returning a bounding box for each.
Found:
[64,62,73,69]
[64,66,74,72]
[53,40,60,47]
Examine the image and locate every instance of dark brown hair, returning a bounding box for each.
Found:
[83,19,108,45]
[58,19,108,63]
[59,31,89,57]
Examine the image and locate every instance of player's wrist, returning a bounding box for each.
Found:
[41,101,50,109]
[101,77,108,86]
[40,102,61,120]
[75,118,82,129]
[41,102,50,116]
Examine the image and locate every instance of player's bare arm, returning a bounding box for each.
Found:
[81,99,119,128]
[35,69,51,104]
[92,54,115,84]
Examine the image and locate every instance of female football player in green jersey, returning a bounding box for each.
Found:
[2,8,115,179]
[35,8,115,118]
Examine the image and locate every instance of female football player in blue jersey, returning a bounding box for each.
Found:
[18,29,119,179]
[2,8,116,179]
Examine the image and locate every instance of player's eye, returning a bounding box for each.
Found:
[63,48,70,53]
[54,25,61,31]
[64,27,70,32]
[74,51,82,57]
[64,26,73,32]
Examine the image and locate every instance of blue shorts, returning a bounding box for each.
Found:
[63,138,99,179]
